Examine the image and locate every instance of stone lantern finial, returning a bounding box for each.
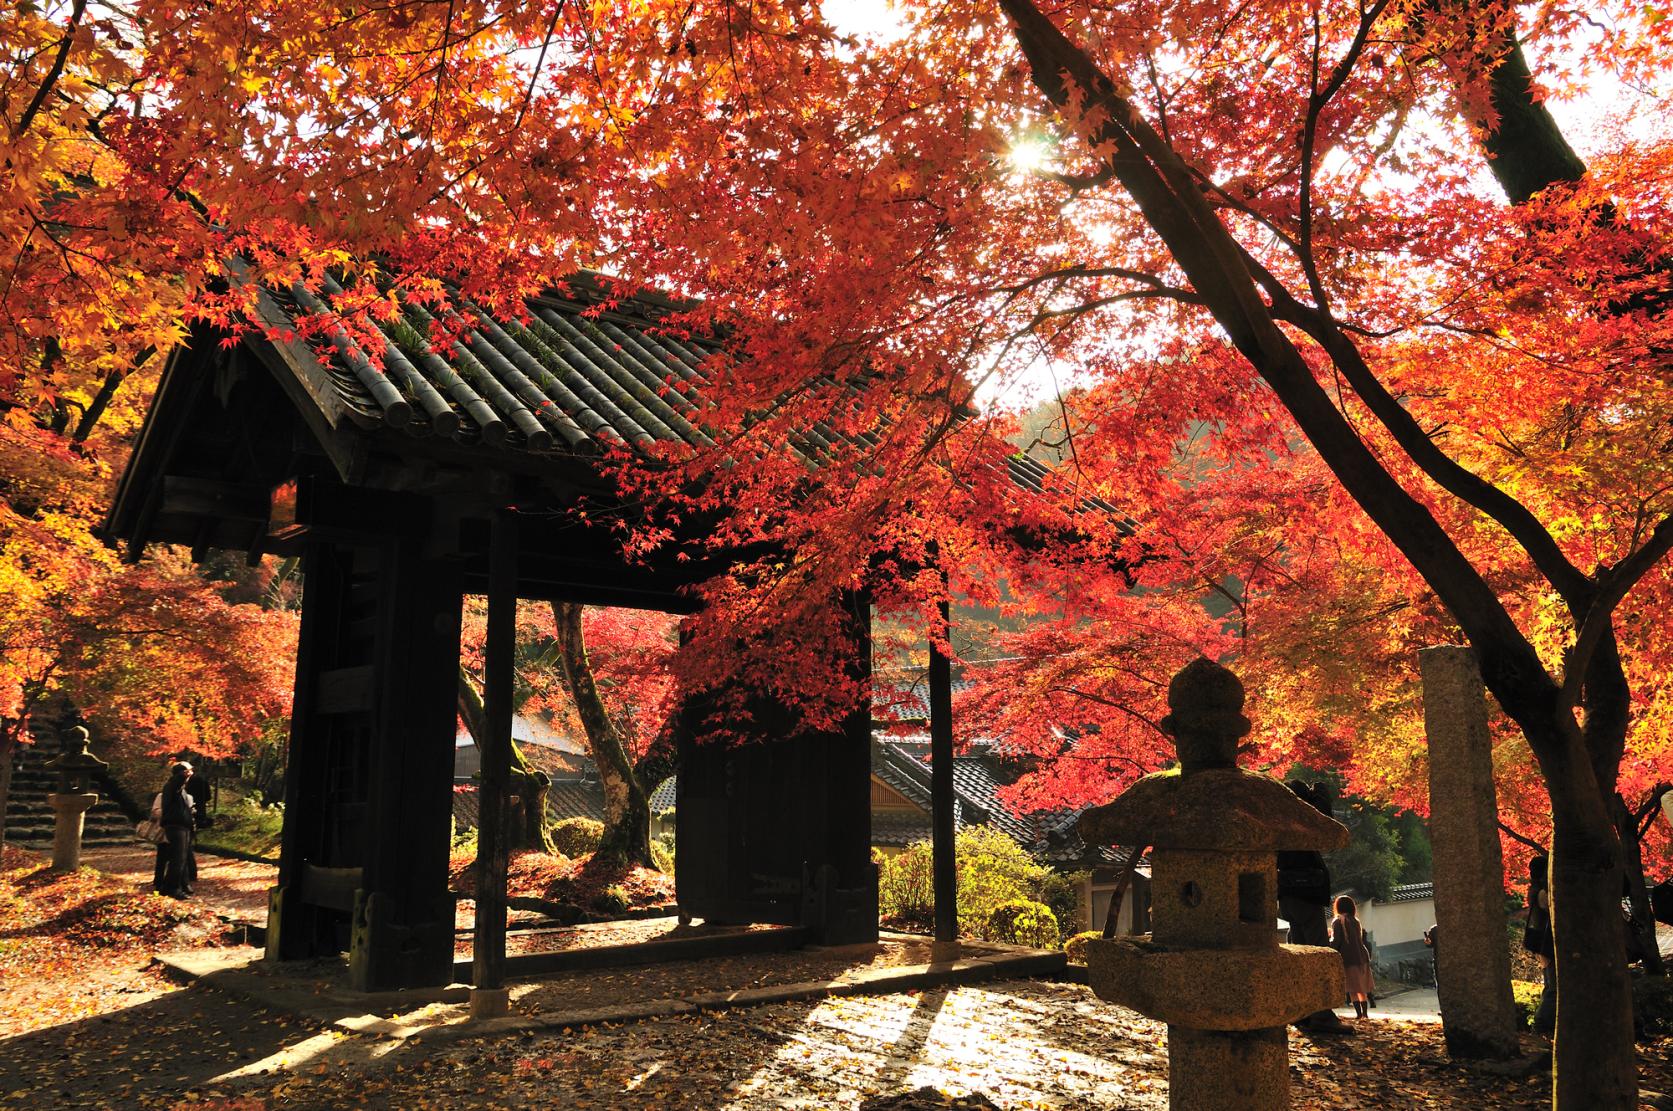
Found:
[1160,657,1250,774]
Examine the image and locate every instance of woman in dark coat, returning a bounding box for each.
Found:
[153,762,196,898]
[1331,894,1376,1018]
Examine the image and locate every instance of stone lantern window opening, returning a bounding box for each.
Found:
[1238,872,1267,924]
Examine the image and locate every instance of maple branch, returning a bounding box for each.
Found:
[71,345,152,443]
[1634,785,1672,840]
[1262,289,1592,607]
[1498,820,1545,853]
[1045,685,1166,738]
[1297,0,1391,310]
[11,0,88,140]
[1446,0,1586,204]
[512,0,567,132]
[999,0,1566,754]
[1559,512,1673,715]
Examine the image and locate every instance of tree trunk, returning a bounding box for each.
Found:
[550,602,654,867]
[1547,741,1638,1108]
[457,665,556,855]
[1615,794,1663,975]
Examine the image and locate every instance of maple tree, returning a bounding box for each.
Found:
[3,0,1671,1102]
[457,598,678,862]
[0,415,296,846]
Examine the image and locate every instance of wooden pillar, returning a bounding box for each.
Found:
[349,540,462,991]
[268,541,347,963]
[471,509,517,1017]
[929,593,958,947]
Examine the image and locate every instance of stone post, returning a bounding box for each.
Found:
[50,792,98,870]
[1420,645,1519,1059]
[45,726,107,872]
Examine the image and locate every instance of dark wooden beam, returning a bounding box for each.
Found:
[160,475,273,521]
[928,563,957,946]
[471,508,517,1010]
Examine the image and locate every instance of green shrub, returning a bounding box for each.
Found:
[551,817,604,858]
[1031,870,1085,941]
[193,794,284,861]
[1511,979,1542,1030]
[877,826,1073,946]
[878,843,935,928]
[451,825,478,857]
[985,899,1059,949]
[649,839,674,874]
[1064,930,1102,965]
[596,884,630,914]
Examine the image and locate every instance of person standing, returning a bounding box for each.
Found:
[152,762,195,899]
[1332,894,1376,1018]
[1279,781,1353,1034]
[183,758,211,891]
[1524,855,1556,1035]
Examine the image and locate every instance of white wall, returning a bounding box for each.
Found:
[1357,895,1435,951]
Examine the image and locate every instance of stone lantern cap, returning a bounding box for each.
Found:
[1077,658,1348,853]
[45,726,108,792]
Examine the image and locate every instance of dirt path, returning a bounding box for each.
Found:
[81,843,276,923]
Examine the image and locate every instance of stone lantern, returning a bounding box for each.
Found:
[44,726,108,871]
[1077,658,1349,1111]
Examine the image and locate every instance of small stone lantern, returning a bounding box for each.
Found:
[1077,658,1349,1111]
[45,726,108,871]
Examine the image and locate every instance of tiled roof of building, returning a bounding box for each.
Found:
[260,273,1151,560]
[252,271,1127,507]
[259,271,723,458]
[1385,882,1435,903]
[868,736,1126,866]
[648,777,677,815]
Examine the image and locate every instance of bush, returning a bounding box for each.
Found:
[878,844,935,928]
[986,899,1059,949]
[551,817,604,857]
[193,794,283,861]
[1033,870,1085,940]
[1634,974,1673,1041]
[1064,930,1101,965]
[649,839,674,874]
[877,826,1074,946]
[597,884,631,914]
[1511,979,1542,1030]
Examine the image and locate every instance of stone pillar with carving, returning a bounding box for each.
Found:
[1078,658,1350,1111]
[45,726,108,871]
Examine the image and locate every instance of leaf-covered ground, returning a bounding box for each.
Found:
[11,844,1673,1108]
[0,844,238,1038]
[449,848,676,916]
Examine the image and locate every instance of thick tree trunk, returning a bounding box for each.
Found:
[1548,762,1637,1108]
[550,602,654,868]
[1616,794,1664,975]
[457,666,556,855]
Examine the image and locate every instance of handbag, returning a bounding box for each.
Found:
[135,792,166,845]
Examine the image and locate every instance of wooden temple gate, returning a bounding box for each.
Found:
[103,279,879,992]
